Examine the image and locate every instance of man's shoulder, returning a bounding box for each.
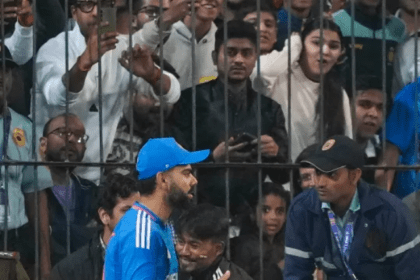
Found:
[333,9,351,23]
[180,80,218,99]
[37,24,82,57]
[215,257,253,280]
[359,182,408,214]
[289,188,320,214]
[112,205,164,249]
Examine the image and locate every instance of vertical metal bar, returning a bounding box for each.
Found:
[254,0,263,279]
[287,0,293,198]
[415,0,419,187]
[222,0,230,260]
[350,0,356,139]
[158,0,164,137]
[1,0,8,251]
[381,0,388,186]
[31,0,40,276]
[129,0,134,161]
[191,0,196,151]
[319,0,324,142]
[64,0,71,257]
[97,0,104,182]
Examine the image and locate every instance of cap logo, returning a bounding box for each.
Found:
[322,139,335,151]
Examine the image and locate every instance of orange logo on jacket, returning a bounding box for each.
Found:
[12,128,25,147]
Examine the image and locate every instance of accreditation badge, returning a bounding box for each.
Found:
[12,128,25,147]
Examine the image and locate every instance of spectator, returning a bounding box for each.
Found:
[0,45,51,279]
[34,0,181,184]
[231,183,290,280]
[105,0,180,176]
[292,143,318,197]
[39,113,99,265]
[161,0,223,89]
[277,0,313,51]
[392,0,420,95]
[353,75,384,184]
[176,203,252,280]
[333,0,406,101]
[169,20,288,214]
[50,173,141,280]
[269,18,352,161]
[2,0,34,66]
[375,78,420,198]
[285,135,420,279]
[133,0,169,31]
[104,138,211,280]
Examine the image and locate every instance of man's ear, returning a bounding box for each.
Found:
[349,168,362,186]
[212,50,217,66]
[98,207,111,226]
[156,171,169,192]
[39,137,47,158]
[215,241,225,257]
[70,5,77,19]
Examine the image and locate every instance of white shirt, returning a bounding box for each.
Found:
[162,21,218,90]
[258,34,353,161]
[5,21,33,65]
[34,22,180,184]
[393,9,419,96]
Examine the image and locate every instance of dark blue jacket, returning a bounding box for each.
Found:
[284,181,420,280]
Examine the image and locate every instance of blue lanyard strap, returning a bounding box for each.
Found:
[0,114,11,162]
[327,210,358,280]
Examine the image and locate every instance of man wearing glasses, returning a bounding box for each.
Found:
[39,113,99,266]
[34,0,190,185]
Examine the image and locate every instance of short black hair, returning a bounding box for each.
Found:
[261,182,291,213]
[42,113,80,137]
[133,169,157,195]
[175,203,229,243]
[355,75,383,94]
[214,20,257,55]
[292,144,318,197]
[96,173,139,224]
[236,0,277,24]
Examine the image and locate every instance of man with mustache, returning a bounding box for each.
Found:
[284,135,420,279]
[39,113,98,265]
[169,20,288,216]
[104,137,234,280]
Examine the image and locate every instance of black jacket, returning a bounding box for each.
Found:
[168,79,289,212]
[179,257,253,280]
[50,231,104,280]
[231,232,285,280]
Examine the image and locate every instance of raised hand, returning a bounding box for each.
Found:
[119,44,158,83]
[78,22,118,71]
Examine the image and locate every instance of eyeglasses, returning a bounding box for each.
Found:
[47,127,89,144]
[138,6,167,20]
[76,0,98,13]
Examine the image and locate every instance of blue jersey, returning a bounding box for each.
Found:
[104,202,178,280]
[386,79,420,198]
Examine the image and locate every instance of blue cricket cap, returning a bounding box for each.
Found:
[136,137,210,180]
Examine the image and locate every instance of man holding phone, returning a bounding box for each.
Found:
[34,0,193,185]
[169,20,289,214]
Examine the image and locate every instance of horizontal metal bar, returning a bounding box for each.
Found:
[1,161,420,171]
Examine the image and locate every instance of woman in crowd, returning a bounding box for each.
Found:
[231,183,290,280]
[250,17,352,161]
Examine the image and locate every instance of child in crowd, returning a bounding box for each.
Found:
[231,183,290,280]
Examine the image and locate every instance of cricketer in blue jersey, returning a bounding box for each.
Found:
[104,137,210,280]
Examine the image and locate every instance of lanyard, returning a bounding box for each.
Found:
[0,114,11,162]
[327,210,358,280]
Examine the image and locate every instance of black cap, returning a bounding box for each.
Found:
[0,44,18,69]
[301,135,365,173]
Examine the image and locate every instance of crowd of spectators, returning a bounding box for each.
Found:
[0,0,420,279]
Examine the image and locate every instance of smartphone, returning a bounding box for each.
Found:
[232,132,257,152]
[98,7,117,36]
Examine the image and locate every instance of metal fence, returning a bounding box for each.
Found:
[0,0,419,279]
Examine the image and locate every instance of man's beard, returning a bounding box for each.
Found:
[166,183,193,211]
[45,146,83,164]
